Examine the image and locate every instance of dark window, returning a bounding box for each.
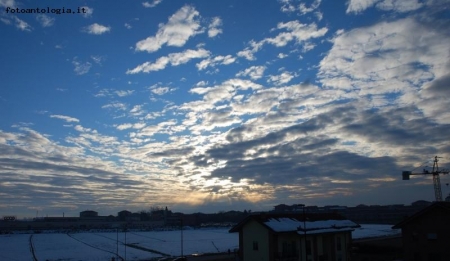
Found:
[336,236,342,251]
[253,241,258,251]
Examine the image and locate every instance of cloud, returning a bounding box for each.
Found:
[151,87,170,95]
[72,58,92,75]
[236,66,267,80]
[142,0,162,8]
[268,71,295,85]
[208,17,222,38]
[0,0,15,8]
[135,5,202,53]
[36,14,55,27]
[50,115,80,123]
[196,54,236,70]
[90,55,106,65]
[83,23,111,35]
[127,48,210,74]
[14,17,32,31]
[115,90,135,97]
[346,0,423,14]
[238,21,327,60]
[102,102,127,111]
[116,123,146,130]
[299,0,322,14]
[278,0,322,15]
[318,17,450,117]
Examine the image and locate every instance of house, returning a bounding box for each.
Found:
[229,213,359,261]
[80,210,98,218]
[392,201,450,261]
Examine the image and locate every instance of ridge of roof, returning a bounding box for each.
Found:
[229,212,352,233]
[392,201,450,229]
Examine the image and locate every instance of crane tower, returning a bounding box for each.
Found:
[402,156,449,201]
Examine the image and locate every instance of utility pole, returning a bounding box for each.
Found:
[180,218,184,257]
[402,156,449,201]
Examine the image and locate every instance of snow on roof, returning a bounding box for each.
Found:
[264,218,359,233]
[298,228,355,235]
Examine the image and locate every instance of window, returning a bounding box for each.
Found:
[336,236,342,251]
[253,241,259,251]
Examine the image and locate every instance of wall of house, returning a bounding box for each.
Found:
[295,232,351,261]
[401,207,450,261]
[334,232,351,261]
[276,233,300,259]
[242,220,270,261]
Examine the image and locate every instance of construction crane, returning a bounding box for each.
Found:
[402,156,449,201]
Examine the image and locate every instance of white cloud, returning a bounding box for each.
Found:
[376,0,423,12]
[151,87,170,95]
[36,14,55,27]
[127,48,210,74]
[124,23,132,29]
[346,0,379,13]
[236,66,267,80]
[278,53,288,59]
[0,0,16,8]
[268,71,295,85]
[72,58,91,75]
[278,0,322,16]
[142,0,162,8]
[83,23,111,35]
[299,0,322,14]
[115,90,135,97]
[135,5,202,53]
[50,115,80,123]
[91,55,105,65]
[238,21,327,60]
[318,17,449,119]
[278,0,296,12]
[14,17,32,31]
[208,17,222,38]
[116,123,146,131]
[102,102,127,111]
[1,17,11,25]
[346,0,423,14]
[196,55,236,70]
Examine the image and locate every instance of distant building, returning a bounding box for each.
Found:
[80,210,98,218]
[411,200,432,207]
[229,213,359,261]
[393,201,450,261]
[118,210,132,221]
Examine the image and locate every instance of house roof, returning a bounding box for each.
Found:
[392,201,450,229]
[229,212,359,234]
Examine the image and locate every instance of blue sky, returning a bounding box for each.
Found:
[1,0,450,218]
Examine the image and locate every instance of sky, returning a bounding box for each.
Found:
[1,0,450,219]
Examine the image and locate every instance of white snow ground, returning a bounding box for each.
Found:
[0,225,399,261]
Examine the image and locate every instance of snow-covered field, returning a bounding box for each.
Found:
[0,225,399,261]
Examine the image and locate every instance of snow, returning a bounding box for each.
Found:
[352,224,401,239]
[0,225,400,260]
[264,218,359,232]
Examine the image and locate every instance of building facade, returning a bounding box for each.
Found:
[393,202,450,261]
[230,213,359,261]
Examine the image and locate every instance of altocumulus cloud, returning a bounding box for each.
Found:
[83,23,111,35]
